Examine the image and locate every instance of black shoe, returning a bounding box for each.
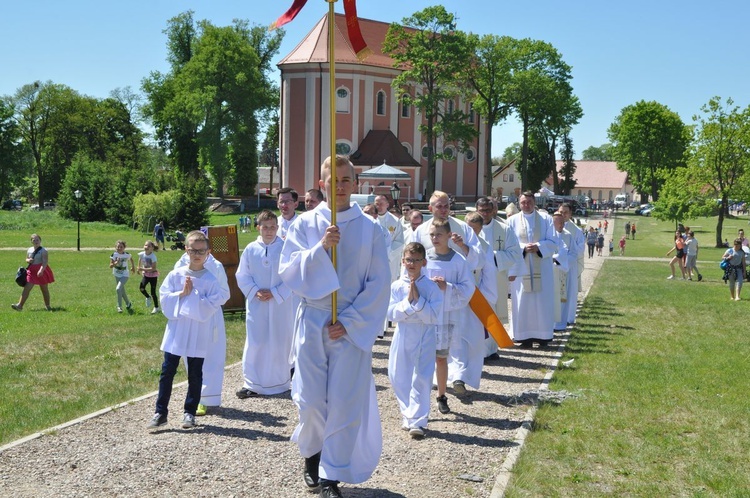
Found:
[436,395,450,414]
[518,340,534,349]
[698,274,703,282]
[304,452,321,488]
[320,479,342,498]
[236,387,258,399]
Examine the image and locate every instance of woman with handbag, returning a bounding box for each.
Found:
[722,238,746,301]
[11,234,55,311]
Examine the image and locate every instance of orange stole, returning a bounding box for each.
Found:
[469,287,514,348]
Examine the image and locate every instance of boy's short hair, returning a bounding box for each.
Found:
[403,242,426,259]
[116,240,127,247]
[465,212,483,225]
[321,155,354,179]
[256,209,277,224]
[431,218,451,233]
[186,230,210,248]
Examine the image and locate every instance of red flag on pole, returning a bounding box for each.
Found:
[271,0,371,60]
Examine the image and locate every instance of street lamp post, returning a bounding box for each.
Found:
[74,189,82,251]
[390,182,401,209]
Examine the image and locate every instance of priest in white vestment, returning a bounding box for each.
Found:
[277,187,299,240]
[559,203,585,326]
[279,156,390,492]
[551,212,571,327]
[507,192,558,347]
[375,195,405,282]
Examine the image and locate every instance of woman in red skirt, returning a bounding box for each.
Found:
[12,233,55,311]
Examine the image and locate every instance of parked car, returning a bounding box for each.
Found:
[1,199,22,210]
[640,205,654,217]
[635,203,653,215]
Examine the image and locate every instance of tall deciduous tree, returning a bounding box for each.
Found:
[383,5,477,195]
[502,38,578,192]
[581,143,613,161]
[607,100,690,203]
[0,98,27,202]
[688,97,750,246]
[467,34,514,196]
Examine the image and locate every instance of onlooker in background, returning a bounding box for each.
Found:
[400,203,414,229]
[631,221,637,240]
[596,230,605,256]
[304,188,324,211]
[154,221,165,251]
[684,231,702,281]
[137,240,160,314]
[666,230,687,280]
[109,240,135,313]
[586,227,597,258]
[11,233,54,311]
[619,235,626,255]
[722,238,746,301]
[625,221,631,239]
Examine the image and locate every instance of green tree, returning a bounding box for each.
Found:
[688,97,750,246]
[0,98,27,202]
[558,131,577,194]
[467,34,514,196]
[502,38,578,191]
[383,5,477,195]
[607,100,690,203]
[581,143,613,161]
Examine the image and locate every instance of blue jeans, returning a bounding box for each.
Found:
[155,352,204,417]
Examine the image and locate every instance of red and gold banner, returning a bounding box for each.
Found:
[271,0,370,60]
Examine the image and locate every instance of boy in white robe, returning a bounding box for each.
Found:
[174,249,230,416]
[559,203,584,326]
[149,231,226,430]
[235,210,294,396]
[425,219,475,415]
[448,213,498,394]
[279,156,390,497]
[551,212,571,327]
[387,242,442,439]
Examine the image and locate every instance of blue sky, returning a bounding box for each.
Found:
[2,0,748,158]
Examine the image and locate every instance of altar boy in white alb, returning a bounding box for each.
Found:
[388,242,442,439]
[235,209,294,396]
[279,155,390,498]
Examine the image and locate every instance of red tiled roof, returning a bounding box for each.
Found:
[278,13,399,70]
[552,160,628,189]
[351,130,421,167]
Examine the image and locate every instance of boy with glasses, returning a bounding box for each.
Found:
[149,231,226,430]
[387,242,443,439]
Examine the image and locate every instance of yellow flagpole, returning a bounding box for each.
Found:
[326,0,338,323]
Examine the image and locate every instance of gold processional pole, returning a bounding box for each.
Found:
[326,0,338,323]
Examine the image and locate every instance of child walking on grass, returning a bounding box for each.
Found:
[110,240,135,312]
[137,240,160,314]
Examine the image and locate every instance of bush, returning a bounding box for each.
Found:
[132,190,180,232]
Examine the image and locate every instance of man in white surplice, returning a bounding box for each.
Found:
[475,196,523,357]
[551,212,572,328]
[375,194,405,282]
[279,155,390,495]
[412,190,482,272]
[507,192,558,347]
[558,203,585,327]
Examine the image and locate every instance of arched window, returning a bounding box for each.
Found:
[421,145,430,159]
[443,145,455,161]
[401,142,412,155]
[336,87,350,113]
[447,100,454,114]
[468,103,475,124]
[376,90,386,116]
[598,190,603,201]
[400,96,410,118]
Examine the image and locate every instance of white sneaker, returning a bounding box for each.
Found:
[117,307,123,313]
[151,307,160,315]
[409,427,425,439]
[182,413,196,429]
[145,297,152,308]
[667,275,674,280]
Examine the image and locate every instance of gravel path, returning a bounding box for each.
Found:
[0,254,606,498]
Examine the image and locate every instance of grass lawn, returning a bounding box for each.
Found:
[505,251,750,494]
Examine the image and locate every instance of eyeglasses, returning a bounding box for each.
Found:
[187,248,208,255]
[278,199,296,205]
[403,258,424,264]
